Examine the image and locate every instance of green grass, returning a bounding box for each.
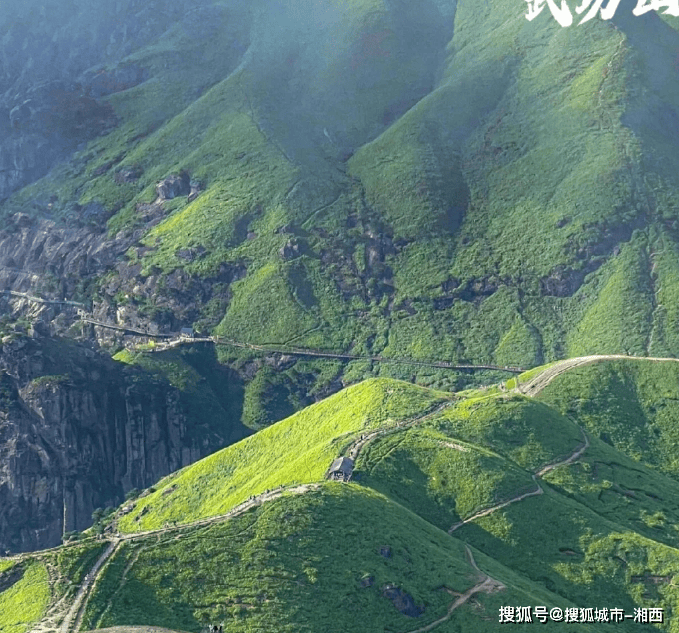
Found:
[0,561,14,574]
[86,484,606,633]
[357,426,536,529]
[114,348,202,390]
[434,392,584,471]
[118,378,449,532]
[567,238,654,356]
[458,484,675,631]
[214,261,318,346]
[541,433,679,551]
[0,561,50,633]
[7,0,679,424]
[537,359,679,478]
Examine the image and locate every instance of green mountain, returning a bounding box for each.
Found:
[3,357,679,631]
[2,0,679,630]
[3,0,679,427]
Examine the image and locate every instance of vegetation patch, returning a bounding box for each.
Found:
[0,561,50,633]
[358,426,535,530]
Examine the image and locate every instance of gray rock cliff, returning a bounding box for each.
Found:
[0,334,246,553]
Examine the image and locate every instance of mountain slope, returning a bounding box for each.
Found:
[3,359,678,632]
[117,378,448,533]
[2,0,679,427]
[81,486,608,633]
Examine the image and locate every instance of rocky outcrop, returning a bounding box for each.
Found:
[540,266,587,298]
[0,209,249,348]
[0,215,131,284]
[156,172,191,200]
[0,334,246,553]
[381,583,424,618]
[0,214,135,336]
[114,166,143,184]
[279,239,300,261]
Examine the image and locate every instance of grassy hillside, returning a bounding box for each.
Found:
[85,486,607,633]
[3,0,679,625]
[458,485,679,629]
[537,359,679,477]
[0,560,50,633]
[354,391,589,531]
[3,359,679,631]
[118,378,449,532]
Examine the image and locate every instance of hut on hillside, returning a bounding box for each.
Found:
[327,457,354,482]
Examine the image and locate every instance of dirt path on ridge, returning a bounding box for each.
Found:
[341,400,456,469]
[535,428,589,478]
[518,354,679,398]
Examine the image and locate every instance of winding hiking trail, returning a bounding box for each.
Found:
[402,545,505,633]
[535,428,590,478]
[117,484,319,542]
[448,476,544,534]
[45,484,319,633]
[341,399,456,470]
[448,428,590,534]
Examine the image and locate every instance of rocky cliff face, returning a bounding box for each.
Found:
[0,210,246,347]
[0,334,245,553]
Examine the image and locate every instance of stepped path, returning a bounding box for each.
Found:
[59,541,120,633]
[115,484,318,542]
[1,288,84,308]
[339,399,457,474]
[448,476,545,534]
